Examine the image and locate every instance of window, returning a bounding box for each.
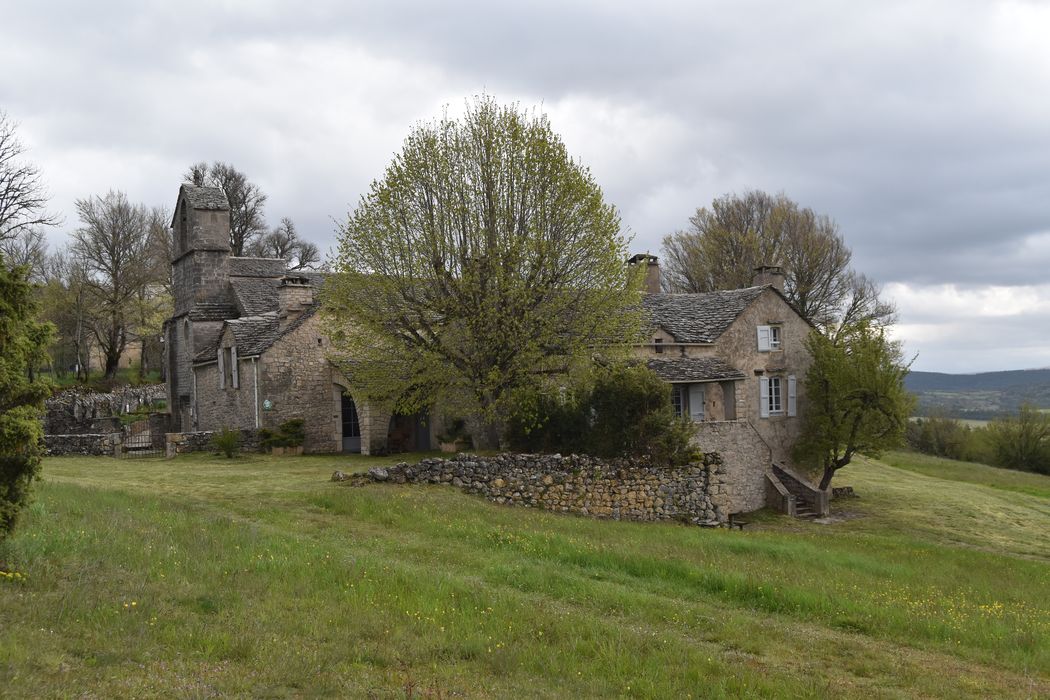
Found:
[757,325,783,352]
[654,338,664,354]
[671,385,684,417]
[760,375,797,418]
[768,376,783,415]
[769,325,781,349]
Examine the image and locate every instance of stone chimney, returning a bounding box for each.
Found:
[628,253,661,294]
[278,275,314,327]
[753,265,785,292]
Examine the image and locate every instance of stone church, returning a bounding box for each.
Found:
[164,183,430,455]
[165,185,819,514]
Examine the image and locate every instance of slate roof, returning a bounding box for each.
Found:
[229,257,288,278]
[646,357,747,383]
[180,184,229,211]
[641,286,767,343]
[230,277,280,316]
[188,301,240,321]
[192,304,322,363]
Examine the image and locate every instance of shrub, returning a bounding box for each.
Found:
[259,419,306,451]
[506,363,695,466]
[210,428,241,458]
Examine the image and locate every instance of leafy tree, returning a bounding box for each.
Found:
[184,161,268,255]
[325,96,643,448]
[70,191,152,379]
[0,111,60,246]
[661,190,894,337]
[507,363,695,465]
[246,217,320,270]
[987,405,1050,474]
[794,324,914,489]
[0,256,53,540]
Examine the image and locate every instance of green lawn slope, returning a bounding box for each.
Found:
[1,451,1047,698]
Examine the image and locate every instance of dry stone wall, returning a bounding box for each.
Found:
[45,384,166,435]
[341,453,732,524]
[44,433,116,456]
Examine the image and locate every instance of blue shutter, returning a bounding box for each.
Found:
[231,346,239,389]
[688,384,705,422]
[759,377,770,418]
[787,375,797,416]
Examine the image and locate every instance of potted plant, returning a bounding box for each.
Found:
[260,418,306,456]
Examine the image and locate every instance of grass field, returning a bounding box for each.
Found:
[1,450,1048,698]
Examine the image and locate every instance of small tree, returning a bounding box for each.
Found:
[0,256,53,540]
[987,405,1050,474]
[794,324,914,489]
[325,96,643,447]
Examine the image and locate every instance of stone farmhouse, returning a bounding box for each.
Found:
[164,185,820,515]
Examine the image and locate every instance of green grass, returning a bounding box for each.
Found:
[882,449,1050,500]
[1,451,1048,698]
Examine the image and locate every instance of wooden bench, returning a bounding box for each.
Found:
[728,514,749,531]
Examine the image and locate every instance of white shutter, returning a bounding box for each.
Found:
[787,375,797,417]
[231,346,239,389]
[757,325,771,352]
[688,384,705,422]
[217,348,225,390]
[759,377,770,418]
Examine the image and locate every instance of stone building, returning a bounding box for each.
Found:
[629,254,817,512]
[163,184,429,455]
[164,185,819,513]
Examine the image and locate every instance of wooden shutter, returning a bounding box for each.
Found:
[759,377,770,418]
[688,384,705,422]
[231,346,239,389]
[217,348,225,390]
[757,325,771,352]
[787,375,797,417]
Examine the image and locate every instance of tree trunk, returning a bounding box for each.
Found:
[818,466,836,491]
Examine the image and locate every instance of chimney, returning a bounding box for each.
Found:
[628,253,661,294]
[278,275,314,327]
[753,265,785,292]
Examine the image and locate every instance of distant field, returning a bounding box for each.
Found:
[1,451,1047,698]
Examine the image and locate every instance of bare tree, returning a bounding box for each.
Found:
[70,191,152,379]
[246,217,321,270]
[0,227,48,281]
[0,112,59,262]
[182,161,267,255]
[39,247,92,381]
[661,190,893,335]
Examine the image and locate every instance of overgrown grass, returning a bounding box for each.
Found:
[1,451,1047,698]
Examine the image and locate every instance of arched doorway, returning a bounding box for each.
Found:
[341,391,361,453]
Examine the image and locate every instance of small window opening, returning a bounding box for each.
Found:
[654,338,664,354]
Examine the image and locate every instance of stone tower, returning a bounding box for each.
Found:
[166,184,233,431]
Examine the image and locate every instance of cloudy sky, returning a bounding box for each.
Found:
[2,0,1048,373]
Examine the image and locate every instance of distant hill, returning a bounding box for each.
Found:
[906,368,1050,419]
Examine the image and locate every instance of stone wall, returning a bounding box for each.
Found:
[45,384,166,435]
[166,429,261,455]
[343,453,732,524]
[692,420,771,513]
[44,433,116,456]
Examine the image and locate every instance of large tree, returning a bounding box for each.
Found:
[661,190,894,337]
[70,191,152,379]
[793,323,914,490]
[0,256,53,540]
[0,112,60,246]
[325,97,643,447]
[184,161,268,255]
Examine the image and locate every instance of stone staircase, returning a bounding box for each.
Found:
[767,464,829,519]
